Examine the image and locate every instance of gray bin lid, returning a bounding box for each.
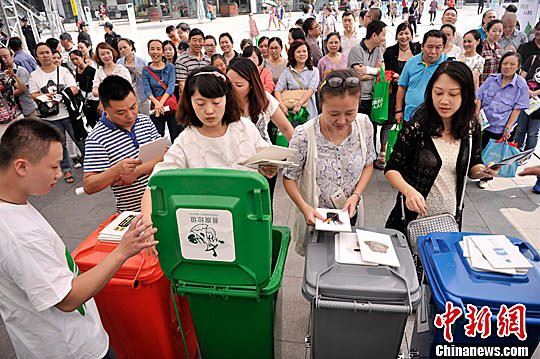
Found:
[303,227,421,308]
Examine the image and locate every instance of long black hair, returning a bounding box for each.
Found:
[411,61,477,140]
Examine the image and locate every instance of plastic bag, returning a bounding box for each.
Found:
[385,123,402,162]
[481,138,520,178]
[370,67,390,125]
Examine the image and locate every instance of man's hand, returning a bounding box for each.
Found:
[519,165,540,177]
[113,158,141,177]
[114,172,139,186]
[114,214,158,261]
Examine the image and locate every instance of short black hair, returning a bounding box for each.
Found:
[8,37,23,51]
[443,7,457,16]
[242,46,262,66]
[295,18,304,27]
[359,9,368,19]
[302,18,316,35]
[498,51,521,73]
[441,23,456,35]
[505,4,517,13]
[166,25,176,34]
[0,120,62,169]
[189,28,204,40]
[45,37,60,50]
[422,29,447,46]
[219,32,234,44]
[342,10,354,19]
[179,41,190,51]
[59,32,72,41]
[367,8,382,21]
[366,20,386,39]
[98,75,136,108]
[289,28,306,42]
[205,35,216,44]
[177,22,190,32]
[486,19,503,32]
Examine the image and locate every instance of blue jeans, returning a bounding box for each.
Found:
[514,110,540,151]
[47,117,85,173]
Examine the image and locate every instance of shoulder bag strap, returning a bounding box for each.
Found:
[456,126,473,228]
[145,66,168,91]
[290,67,307,90]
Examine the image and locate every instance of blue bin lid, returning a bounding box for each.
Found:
[418,232,540,321]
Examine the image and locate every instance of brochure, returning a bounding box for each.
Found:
[525,97,540,115]
[139,137,170,163]
[98,211,140,242]
[334,233,378,266]
[465,237,521,275]
[469,235,532,270]
[356,229,400,267]
[478,148,535,174]
[315,208,352,232]
[241,145,297,168]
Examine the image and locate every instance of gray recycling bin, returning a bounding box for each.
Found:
[302,227,421,359]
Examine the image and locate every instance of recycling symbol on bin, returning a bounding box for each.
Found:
[188,224,225,257]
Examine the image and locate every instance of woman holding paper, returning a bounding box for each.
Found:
[385,62,498,235]
[476,51,529,188]
[140,67,278,223]
[283,69,376,255]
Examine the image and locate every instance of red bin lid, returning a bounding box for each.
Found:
[73,214,164,286]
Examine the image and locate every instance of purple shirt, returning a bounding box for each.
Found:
[476,74,529,134]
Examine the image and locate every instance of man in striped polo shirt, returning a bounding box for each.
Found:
[83,76,163,212]
[176,28,210,93]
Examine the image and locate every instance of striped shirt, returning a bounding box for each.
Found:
[175,51,210,82]
[84,114,161,212]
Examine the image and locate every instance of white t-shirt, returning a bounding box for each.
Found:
[0,203,109,359]
[151,118,269,176]
[243,92,280,143]
[28,66,77,121]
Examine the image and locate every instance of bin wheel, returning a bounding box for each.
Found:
[304,335,311,348]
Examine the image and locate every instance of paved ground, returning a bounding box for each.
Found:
[1,4,539,359]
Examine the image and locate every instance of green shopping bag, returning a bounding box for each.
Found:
[385,122,402,162]
[275,108,310,147]
[371,67,390,125]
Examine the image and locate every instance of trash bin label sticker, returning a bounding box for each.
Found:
[176,208,235,262]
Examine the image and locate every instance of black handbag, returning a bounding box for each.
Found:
[37,67,60,118]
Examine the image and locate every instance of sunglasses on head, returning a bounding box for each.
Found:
[322,76,361,89]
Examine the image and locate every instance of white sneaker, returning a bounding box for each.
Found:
[478,180,488,189]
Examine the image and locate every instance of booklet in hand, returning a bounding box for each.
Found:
[478,148,535,174]
[241,145,298,168]
[315,208,352,232]
[139,137,170,163]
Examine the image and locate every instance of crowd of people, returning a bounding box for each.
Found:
[0,3,539,357]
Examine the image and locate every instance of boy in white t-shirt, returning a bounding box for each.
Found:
[0,120,158,358]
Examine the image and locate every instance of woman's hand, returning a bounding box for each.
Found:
[279,103,289,116]
[301,206,325,226]
[292,103,302,114]
[404,187,427,216]
[502,128,512,140]
[258,165,278,178]
[153,101,165,117]
[478,162,501,178]
[342,193,360,218]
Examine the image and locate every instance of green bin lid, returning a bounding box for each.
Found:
[149,169,273,287]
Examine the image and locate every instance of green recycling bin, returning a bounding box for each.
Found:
[149,169,290,358]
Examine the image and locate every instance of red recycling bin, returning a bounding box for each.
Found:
[73,214,198,359]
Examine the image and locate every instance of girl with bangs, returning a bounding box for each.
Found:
[140,66,278,218]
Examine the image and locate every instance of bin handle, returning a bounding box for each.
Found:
[261,226,291,295]
[519,241,540,262]
[173,281,260,299]
[388,268,413,314]
[317,298,411,314]
[315,265,335,309]
[106,252,146,289]
[150,185,167,216]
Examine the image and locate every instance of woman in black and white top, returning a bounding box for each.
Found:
[70,50,99,129]
[29,43,83,183]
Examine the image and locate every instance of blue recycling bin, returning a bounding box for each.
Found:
[418,232,540,357]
